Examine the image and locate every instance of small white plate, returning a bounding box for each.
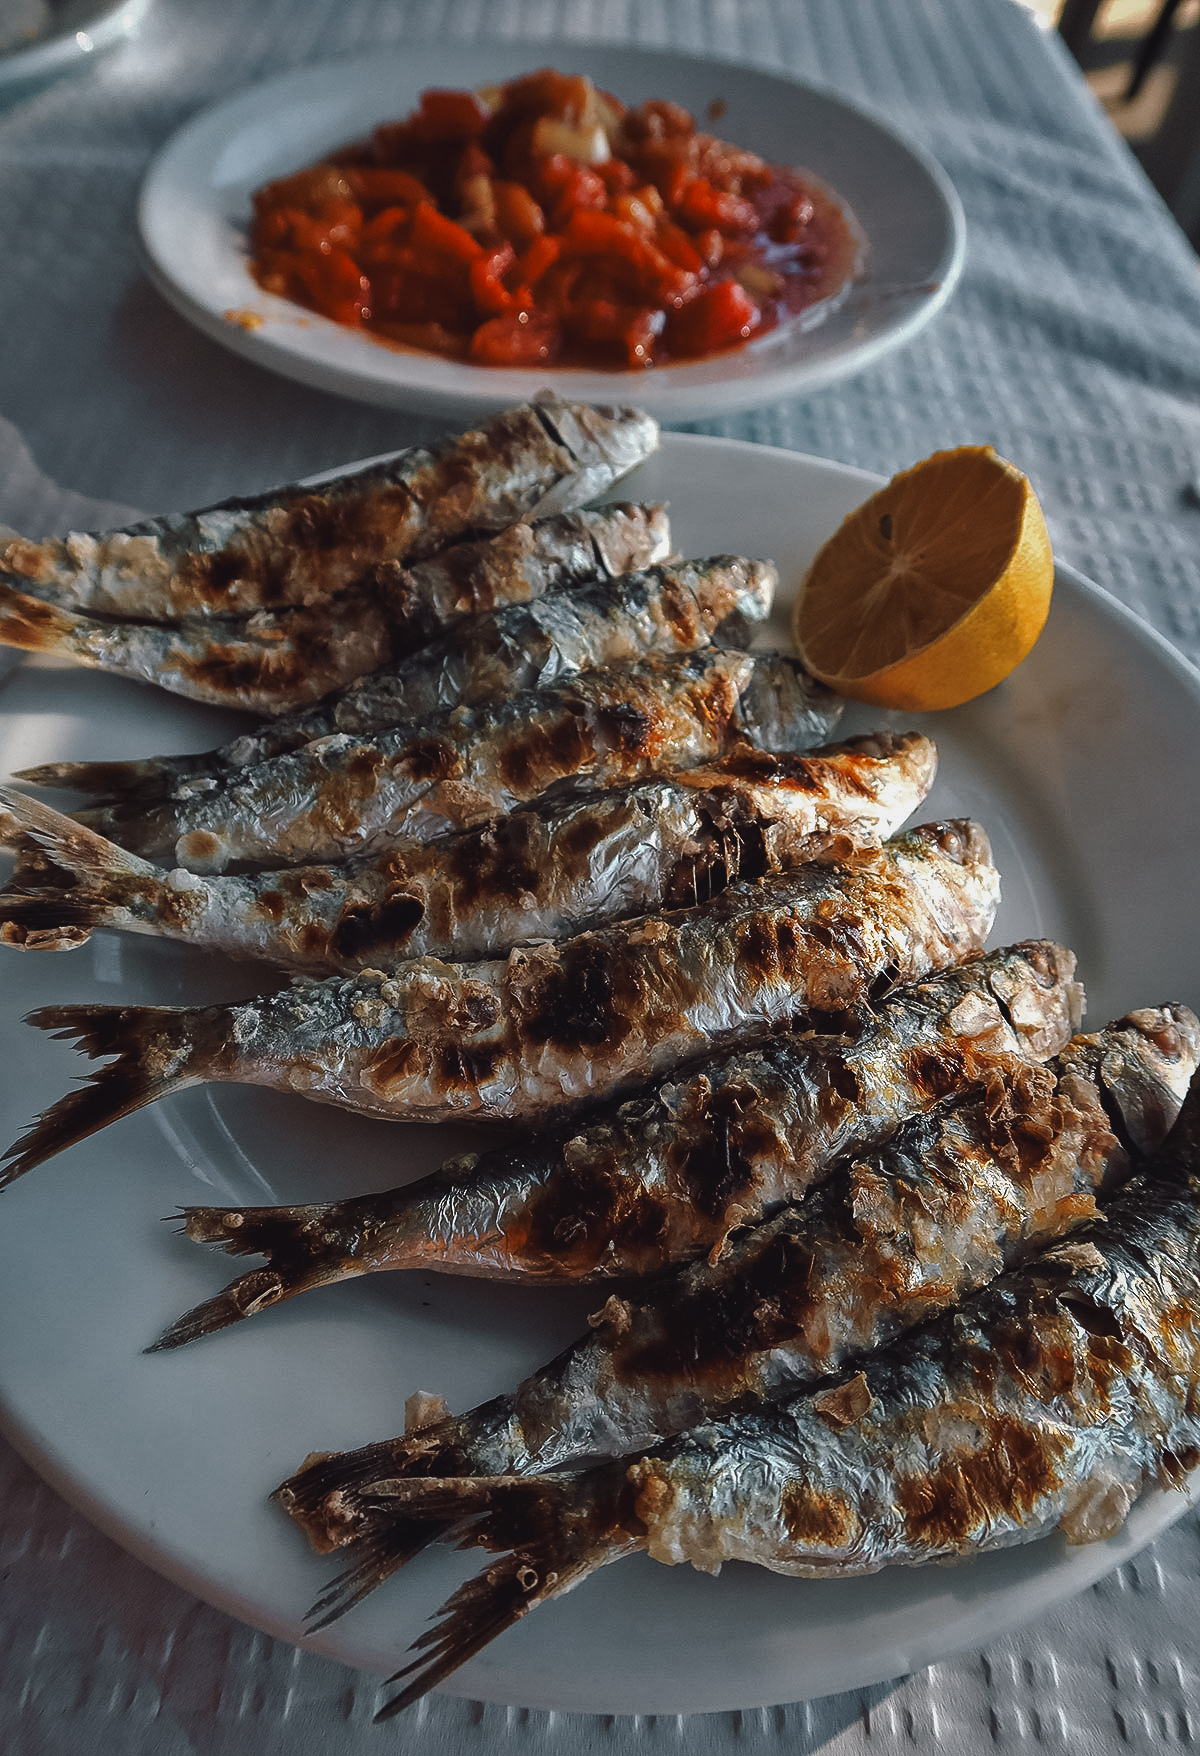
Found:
[1,437,1198,1717]
[0,0,150,87]
[137,44,965,420]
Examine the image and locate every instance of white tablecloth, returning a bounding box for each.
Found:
[2,1,1200,1749]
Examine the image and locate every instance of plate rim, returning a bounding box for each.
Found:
[135,40,967,419]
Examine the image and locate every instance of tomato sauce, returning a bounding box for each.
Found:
[248,69,863,371]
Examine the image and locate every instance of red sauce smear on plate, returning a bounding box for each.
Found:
[247,69,864,370]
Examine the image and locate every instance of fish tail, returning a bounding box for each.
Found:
[304,1519,442,1630]
[2,1003,211,1185]
[370,1472,620,1720]
[0,785,161,890]
[10,753,202,800]
[149,1198,383,1348]
[0,580,78,654]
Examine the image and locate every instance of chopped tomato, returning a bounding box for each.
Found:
[663,280,760,357]
[247,72,858,369]
[469,309,560,365]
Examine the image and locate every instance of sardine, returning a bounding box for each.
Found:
[0,581,397,718]
[372,1063,1200,1717]
[274,1005,1199,1612]
[2,821,1000,1180]
[0,396,659,620]
[59,649,841,872]
[15,504,672,786]
[149,939,1073,1353]
[0,733,935,969]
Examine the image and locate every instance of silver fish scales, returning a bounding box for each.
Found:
[62,648,840,872]
[0,733,935,970]
[0,396,658,620]
[1,504,674,724]
[371,1062,1200,1718]
[150,939,1069,1355]
[2,821,1000,1181]
[272,1004,1198,1611]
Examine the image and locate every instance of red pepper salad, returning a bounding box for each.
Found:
[248,69,863,370]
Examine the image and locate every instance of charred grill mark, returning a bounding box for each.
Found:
[522,1152,674,1273]
[444,821,541,909]
[437,1040,504,1091]
[331,894,427,959]
[366,1039,424,1094]
[255,890,285,921]
[498,709,594,795]
[521,941,626,1050]
[399,738,458,784]
[781,1480,862,1551]
[616,1230,817,1386]
[593,702,654,753]
[666,1082,789,1221]
[895,1413,1073,1547]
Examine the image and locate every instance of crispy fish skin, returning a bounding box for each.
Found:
[0,581,398,717]
[11,548,763,751]
[4,821,999,1180]
[0,733,935,970]
[16,504,674,790]
[151,940,1075,1357]
[0,397,659,620]
[273,1005,1198,1593]
[374,1066,1200,1717]
[66,649,841,872]
[366,501,673,665]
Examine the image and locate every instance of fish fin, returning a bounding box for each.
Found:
[2,1004,206,1184]
[304,1520,440,1631]
[9,755,196,800]
[147,1256,346,1350]
[0,892,100,949]
[373,1478,606,1720]
[148,1199,378,1347]
[0,786,161,885]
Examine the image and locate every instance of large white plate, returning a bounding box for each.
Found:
[1,436,1199,1718]
[137,44,965,420]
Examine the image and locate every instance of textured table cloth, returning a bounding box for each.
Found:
[2,0,1200,1749]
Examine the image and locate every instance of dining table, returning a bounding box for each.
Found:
[2,0,1200,1750]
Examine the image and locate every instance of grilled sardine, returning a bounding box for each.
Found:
[275,1004,1199,1613]
[15,504,672,785]
[149,940,1075,1352]
[3,821,1000,1180]
[371,1063,1200,1716]
[0,733,935,969]
[0,396,658,620]
[60,649,840,871]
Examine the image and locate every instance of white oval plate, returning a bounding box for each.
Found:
[1,436,1199,1717]
[137,44,965,420]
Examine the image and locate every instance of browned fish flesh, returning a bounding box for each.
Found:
[0,733,935,969]
[61,649,841,871]
[0,396,659,620]
[367,1062,1200,1717]
[148,939,1075,1355]
[15,503,672,784]
[2,821,1000,1181]
[274,1004,1198,1608]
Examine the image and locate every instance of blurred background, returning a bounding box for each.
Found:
[1016,0,1200,245]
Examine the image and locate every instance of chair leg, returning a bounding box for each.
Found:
[1126,0,1187,99]
[1057,0,1105,61]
